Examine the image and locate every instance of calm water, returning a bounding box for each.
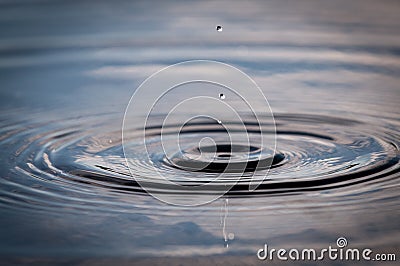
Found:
[0,1,399,265]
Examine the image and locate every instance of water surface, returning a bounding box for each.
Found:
[0,1,399,265]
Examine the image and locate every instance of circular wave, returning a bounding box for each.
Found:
[0,111,398,211]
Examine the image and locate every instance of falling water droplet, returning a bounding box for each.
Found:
[216,25,223,32]
[219,93,225,99]
[108,139,113,144]
[221,198,229,248]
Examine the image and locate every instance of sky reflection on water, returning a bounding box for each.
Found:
[0,1,399,265]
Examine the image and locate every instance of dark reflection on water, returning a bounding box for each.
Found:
[0,0,399,265]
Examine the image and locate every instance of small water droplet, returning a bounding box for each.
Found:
[216,25,223,32]
[228,233,235,240]
[219,93,225,99]
[108,139,113,143]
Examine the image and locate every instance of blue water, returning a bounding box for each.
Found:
[0,1,399,265]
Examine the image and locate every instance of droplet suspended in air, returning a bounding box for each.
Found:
[219,93,225,100]
[216,25,223,32]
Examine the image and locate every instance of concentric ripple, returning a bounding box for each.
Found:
[166,143,284,173]
[0,111,398,211]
